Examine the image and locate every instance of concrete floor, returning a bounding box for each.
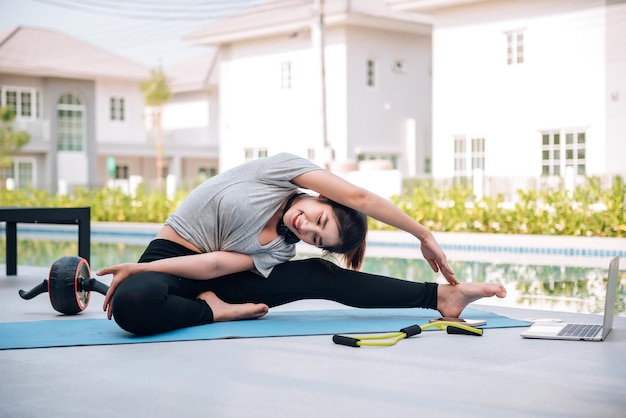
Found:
[1,265,625,418]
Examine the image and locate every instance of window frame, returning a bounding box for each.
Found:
[0,86,39,120]
[109,95,126,122]
[57,93,86,152]
[453,135,485,185]
[280,61,292,90]
[1,157,36,189]
[244,147,269,162]
[366,59,377,88]
[505,29,525,65]
[541,130,586,177]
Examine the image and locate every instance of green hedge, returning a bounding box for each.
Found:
[378,176,626,237]
[2,176,624,237]
[0,186,187,223]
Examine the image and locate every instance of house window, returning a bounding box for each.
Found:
[280,62,291,90]
[366,59,376,88]
[115,165,129,180]
[453,137,468,186]
[471,137,485,171]
[57,93,85,151]
[542,132,560,176]
[566,132,586,176]
[454,136,485,185]
[244,148,269,162]
[541,130,586,177]
[505,30,525,65]
[110,96,125,121]
[198,167,217,179]
[357,152,398,169]
[1,158,35,189]
[1,86,38,119]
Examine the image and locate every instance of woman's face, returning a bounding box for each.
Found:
[282,196,341,248]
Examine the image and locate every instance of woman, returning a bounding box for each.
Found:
[100,153,506,335]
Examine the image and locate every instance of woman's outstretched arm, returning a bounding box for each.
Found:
[292,169,458,284]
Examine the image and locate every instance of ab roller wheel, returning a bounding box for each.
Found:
[18,256,110,315]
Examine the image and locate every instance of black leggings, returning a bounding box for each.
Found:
[112,239,439,335]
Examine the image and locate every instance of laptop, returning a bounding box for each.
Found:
[521,256,620,341]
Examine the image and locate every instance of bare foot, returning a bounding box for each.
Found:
[437,283,507,318]
[198,291,269,322]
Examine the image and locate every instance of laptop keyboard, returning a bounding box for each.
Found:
[557,324,602,338]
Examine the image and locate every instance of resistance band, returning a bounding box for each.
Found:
[332,321,483,348]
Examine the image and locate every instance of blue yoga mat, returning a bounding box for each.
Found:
[0,307,529,350]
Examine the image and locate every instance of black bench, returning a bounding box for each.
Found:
[0,207,90,276]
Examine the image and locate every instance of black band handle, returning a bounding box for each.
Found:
[332,335,361,347]
[399,325,423,337]
[446,326,483,336]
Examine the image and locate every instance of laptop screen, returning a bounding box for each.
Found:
[601,256,620,339]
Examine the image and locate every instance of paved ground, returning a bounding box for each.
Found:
[1,265,625,418]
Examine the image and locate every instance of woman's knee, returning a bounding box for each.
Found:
[111,274,165,334]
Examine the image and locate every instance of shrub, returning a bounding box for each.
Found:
[2,176,624,237]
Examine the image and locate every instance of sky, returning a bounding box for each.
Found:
[0,0,267,69]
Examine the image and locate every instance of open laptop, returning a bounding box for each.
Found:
[521,256,620,341]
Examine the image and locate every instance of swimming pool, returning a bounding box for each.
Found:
[2,224,624,316]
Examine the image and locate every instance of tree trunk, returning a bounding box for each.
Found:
[155,107,163,191]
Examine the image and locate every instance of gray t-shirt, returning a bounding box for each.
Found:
[165,153,321,277]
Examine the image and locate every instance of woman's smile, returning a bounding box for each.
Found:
[292,212,303,233]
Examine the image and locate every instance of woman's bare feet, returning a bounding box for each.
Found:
[198,291,269,322]
[437,283,507,318]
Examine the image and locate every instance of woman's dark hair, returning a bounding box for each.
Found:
[320,199,367,270]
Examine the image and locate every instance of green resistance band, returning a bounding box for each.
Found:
[332,321,483,348]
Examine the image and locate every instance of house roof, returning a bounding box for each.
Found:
[185,0,433,45]
[0,26,149,82]
[166,49,219,93]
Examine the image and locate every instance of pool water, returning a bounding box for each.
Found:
[3,237,625,316]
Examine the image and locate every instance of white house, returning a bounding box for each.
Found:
[389,0,626,195]
[185,0,434,188]
[0,26,149,191]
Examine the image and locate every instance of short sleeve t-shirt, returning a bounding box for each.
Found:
[165,153,321,277]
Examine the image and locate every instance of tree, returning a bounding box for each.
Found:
[141,67,171,190]
[0,106,30,188]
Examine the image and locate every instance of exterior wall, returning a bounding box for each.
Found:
[161,89,219,185]
[217,22,432,180]
[430,0,624,180]
[605,0,626,174]
[163,90,216,147]
[323,28,349,165]
[218,32,323,171]
[95,80,146,144]
[344,25,432,177]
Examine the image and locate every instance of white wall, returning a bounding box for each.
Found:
[431,0,618,178]
[605,1,626,175]
[95,80,146,144]
[344,25,431,175]
[217,21,433,177]
[219,33,322,170]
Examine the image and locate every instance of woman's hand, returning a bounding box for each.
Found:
[420,235,459,285]
[97,263,145,320]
